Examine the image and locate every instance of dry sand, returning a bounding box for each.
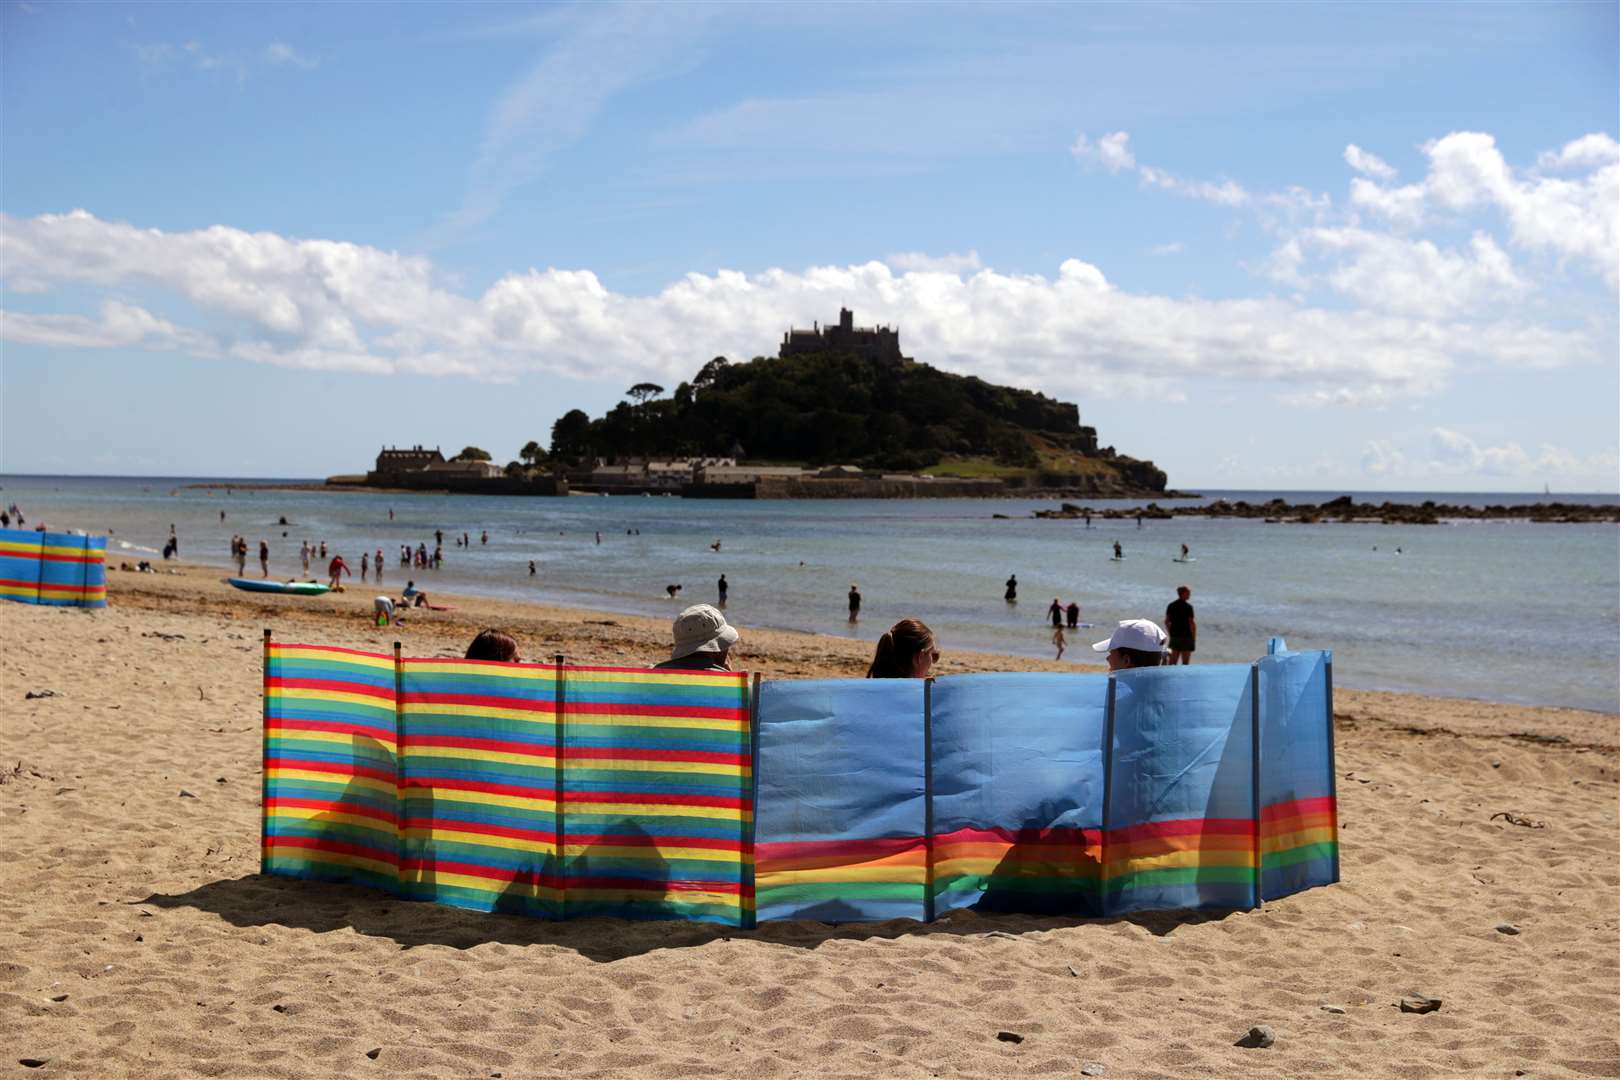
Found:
[2,565,1616,1079]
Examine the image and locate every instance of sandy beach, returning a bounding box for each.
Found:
[2,565,1616,1079]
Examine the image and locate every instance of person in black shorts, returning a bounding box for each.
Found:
[848,583,861,621]
[1048,598,1063,628]
[1165,585,1196,665]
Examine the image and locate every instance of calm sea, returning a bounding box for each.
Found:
[4,475,1617,714]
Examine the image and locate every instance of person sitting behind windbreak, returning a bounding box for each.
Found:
[1091,618,1169,671]
[654,604,738,672]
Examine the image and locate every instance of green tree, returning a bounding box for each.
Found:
[452,446,491,462]
[692,356,729,392]
[519,440,548,467]
[550,409,593,461]
[626,382,665,406]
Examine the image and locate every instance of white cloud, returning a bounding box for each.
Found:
[1146,242,1184,256]
[1071,131,1136,173]
[1344,144,1397,181]
[1138,165,1250,207]
[1536,133,1620,171]
[884,250,983,274]
[264,42,318,69]
[433,4,716,239]
[1348,176,1425,227]
[0,209,1601,409]
[1349,131,1619,285]
[1360,427,1619,485]
[1290,228,1528,316]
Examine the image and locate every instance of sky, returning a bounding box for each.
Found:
[1,1,1616,491]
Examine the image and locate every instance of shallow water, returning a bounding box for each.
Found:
[4,475,1617,713]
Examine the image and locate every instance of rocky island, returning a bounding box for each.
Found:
[1033,495,1620,524]
[339,308,1181,500]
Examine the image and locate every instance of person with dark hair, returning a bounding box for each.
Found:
[847,583,861,621]
[1065,600,1080,629]
[1091,619,1168,671]
[1048,598,1063,628]
[1165,586,1196,665]
[867,619,938,679]
[717,573,728,606]
[1004,574,1017,602]
[654,604,739,671]
[466,629,521,662]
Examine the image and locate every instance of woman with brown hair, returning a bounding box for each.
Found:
[465,628,522,663]
[866,619,938,679]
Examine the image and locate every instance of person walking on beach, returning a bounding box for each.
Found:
[1165,586,1196,665]
[360,552,369,583]
[848,583,861,621]
[1004,574,1018,602]
[1092,619,1168,670]
[867,619,937,678]
[1048,598,1063,628]
[717,573,728,606]
[1052,624,1067,660]
[1066,600,1080,629]
[258,540,269,578]
[654,604,739,672]
[327,554,351,590]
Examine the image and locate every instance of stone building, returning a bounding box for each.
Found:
[372,445,444,480]
[780,308,908,363]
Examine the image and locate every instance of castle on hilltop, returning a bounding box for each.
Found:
[780,307,909,363]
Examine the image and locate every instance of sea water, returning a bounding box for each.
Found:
[4,475,1617,714]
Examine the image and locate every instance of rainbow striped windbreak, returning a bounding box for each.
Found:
[0,527,107,608]
[262,640,1337,926]
[262,646,753,926]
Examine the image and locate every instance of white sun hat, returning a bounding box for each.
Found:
[670,603,740,659]
[1091,618,1170,653]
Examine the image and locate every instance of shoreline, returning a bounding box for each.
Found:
[101,561,1619,728]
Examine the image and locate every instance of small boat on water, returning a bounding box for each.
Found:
[225,577,331,596]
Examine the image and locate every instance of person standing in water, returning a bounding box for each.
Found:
[848,583,861,621]
[717,573,728,606]
[1165,586,1196,665]
[1113,541,1123,559]
[1048,597,1063,628]
[528,560,536,576]
[258,540,269,578]
[1065,600,1080,629]
[1004,574,1018,602]
[360,551,369,582]
[375,548,385,586]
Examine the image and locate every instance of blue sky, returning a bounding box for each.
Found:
[2,1,1616,490]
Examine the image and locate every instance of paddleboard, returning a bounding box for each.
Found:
[1173,557,1197,563]
[1109,556,1125,562]
[225,577,331,596]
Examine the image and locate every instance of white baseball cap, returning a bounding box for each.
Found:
[1092,618,1169,654]
[671,603,740,659]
